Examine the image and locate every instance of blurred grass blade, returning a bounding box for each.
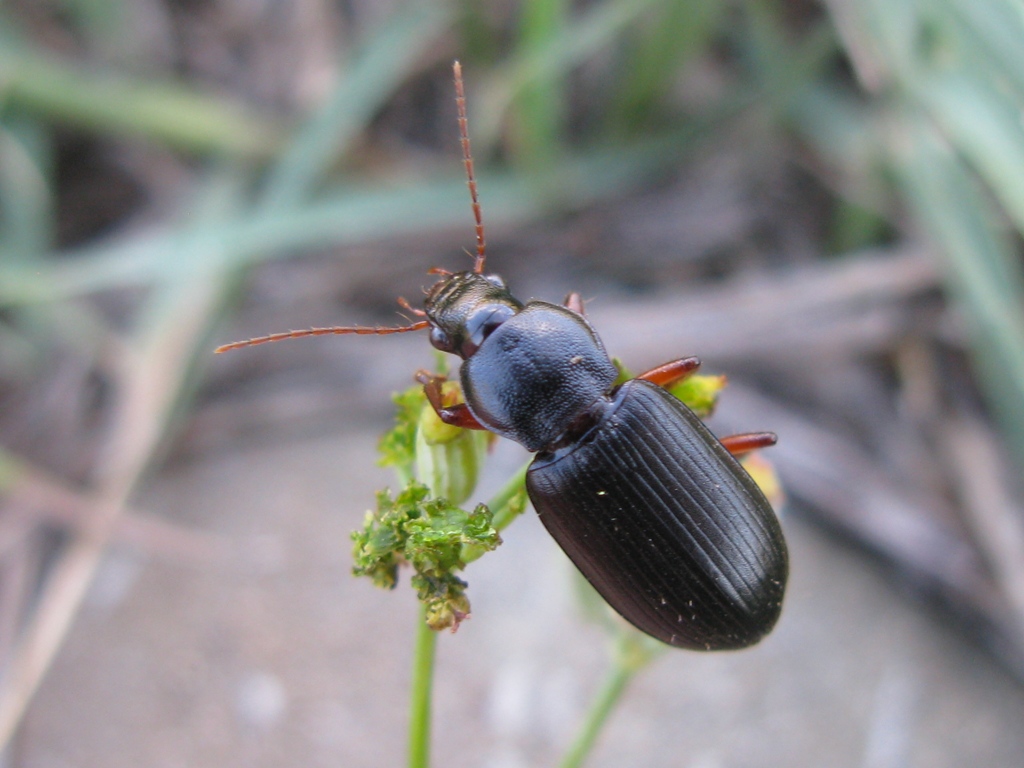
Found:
[860,0,918,82]
[0,132,710,303]
[895,115,1024,463]
[509,0,568,168]
[607,0,724,136]
[475,0,663,148]
[53,0,128,50]
[939,0,1024,101]
[789,85,888,212]
[921,73,1024,288]
[259,0,452,210]
[741,0,839,118]
[818,0,1024,471]
[0,117,52,258]
[0,17,845,307]
[0,41,282,157]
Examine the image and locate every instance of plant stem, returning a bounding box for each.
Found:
[559,664,631,768]
[487,461,529,531]
[559,632,656,768]
[408,603,438,768]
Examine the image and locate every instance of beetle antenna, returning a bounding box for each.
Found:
[453,60,486,274]
[215,321,430,353]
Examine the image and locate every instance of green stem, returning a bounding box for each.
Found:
[408,603,437,768]
[487,461,529,532]
[559,661,633,768]
[559,632,657,768]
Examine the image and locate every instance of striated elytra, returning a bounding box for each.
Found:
[528,380,787,650]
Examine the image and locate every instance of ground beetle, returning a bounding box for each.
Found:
[217,62,788,650]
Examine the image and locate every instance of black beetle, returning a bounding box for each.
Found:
[217,62,788,650]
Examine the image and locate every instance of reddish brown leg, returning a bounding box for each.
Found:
[637,357,702,389]
[415,370,488,430]
[720,432,777,456]
[564,292,585,315]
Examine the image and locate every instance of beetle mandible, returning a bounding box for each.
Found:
[217,61,788,650]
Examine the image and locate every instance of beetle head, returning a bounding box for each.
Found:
[424,271,523,359]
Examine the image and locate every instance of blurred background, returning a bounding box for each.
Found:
[2,0,1024,765]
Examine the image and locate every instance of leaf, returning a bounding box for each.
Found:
[351,482,501,631]
[377,384,428,476]
[667,374,726,418]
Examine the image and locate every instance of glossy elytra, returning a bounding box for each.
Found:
[217,62,788,650]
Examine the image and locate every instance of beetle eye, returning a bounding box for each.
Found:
[484,274,506,288]
[429,326,455,354]
[463,304,516,356]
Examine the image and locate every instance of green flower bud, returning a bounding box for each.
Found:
[415,381,490,505]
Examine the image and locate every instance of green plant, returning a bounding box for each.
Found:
[353,367,768,767]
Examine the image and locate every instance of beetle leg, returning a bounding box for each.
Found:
[636,357,702,389]
[563,292,585,315]
[720,432,777,456]
[415,370,489,431]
